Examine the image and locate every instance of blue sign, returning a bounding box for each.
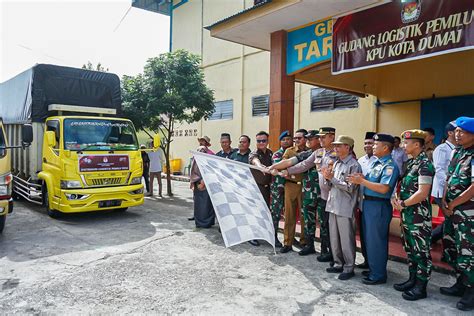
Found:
[286,18,333,75]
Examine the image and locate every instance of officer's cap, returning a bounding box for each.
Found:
[401,129,427,140]
[278,130,291,141]
[332,135,354,147]
[455,116,474,134]
[373,133,395,144]
[364,132,376,140]
[305,130,320,138]
[317,127,336,136]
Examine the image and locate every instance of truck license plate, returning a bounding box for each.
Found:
[98,200,122,208]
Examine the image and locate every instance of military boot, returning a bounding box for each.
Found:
[299,235,316,256]
[393,271,416,292]
[457,286,474,311]
[440,276,466,297]
[402,279,428,301]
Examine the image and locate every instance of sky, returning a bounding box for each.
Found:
[0,0,170,82]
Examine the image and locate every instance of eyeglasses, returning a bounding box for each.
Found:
[256,139,268,143]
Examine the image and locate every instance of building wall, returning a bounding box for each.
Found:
[169,0,420,172]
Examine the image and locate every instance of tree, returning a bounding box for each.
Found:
[122,49,215,196]
[82,61,109,72]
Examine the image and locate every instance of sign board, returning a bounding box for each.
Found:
[287,18,332,75]
[332,0,474,74]
[78,154,129,172]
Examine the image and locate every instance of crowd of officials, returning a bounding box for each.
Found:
[186,117,474,311]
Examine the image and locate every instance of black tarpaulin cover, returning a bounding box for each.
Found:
[0,64,122,124]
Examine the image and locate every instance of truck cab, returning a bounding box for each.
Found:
[38,112,144,217]
[0,120,12,232]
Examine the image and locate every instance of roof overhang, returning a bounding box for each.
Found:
[207,0,389,51]
[131,0,172,16]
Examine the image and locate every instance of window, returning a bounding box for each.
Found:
[252,94,269,117]
[310,87,359,111]
[209,100,233,120]
[46,120,60,149]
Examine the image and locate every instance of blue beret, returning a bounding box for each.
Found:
[455,116,474,134]
[373,133,395,144]
[279,130,290,141]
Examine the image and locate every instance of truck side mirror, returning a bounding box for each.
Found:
[22,124,33,146]
[45,131,56,148]
[153,135,161,148]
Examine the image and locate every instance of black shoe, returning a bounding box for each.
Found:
[356,262,369,269]
[326,266,344,273]
[362,277,386,285]
[280,245,293,253]
[292,238,302,249]
[248,240,260,246]
[402,279,428,301]
[362,270,370,277]
[188,217,195,221]
[457,287,474,311]
[394,271,416,292]
[317,253,333,262]
[299,244,316,256]
[338,272,355,280]
[440,276,466,297]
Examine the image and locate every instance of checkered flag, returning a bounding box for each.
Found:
[192,151,275,249]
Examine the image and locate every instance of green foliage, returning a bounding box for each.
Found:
[82,61,109,72]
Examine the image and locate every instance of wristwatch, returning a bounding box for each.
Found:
[401,200,407,208]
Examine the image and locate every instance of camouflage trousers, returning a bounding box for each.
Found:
[443,208,474,287]
[317,198,331,254]
[302,198,318,237]
[270,186,284,232]
[400,206,432,281]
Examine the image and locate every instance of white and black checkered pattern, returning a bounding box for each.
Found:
[193,151,275,249]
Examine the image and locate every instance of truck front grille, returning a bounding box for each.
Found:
[87,177,127,187]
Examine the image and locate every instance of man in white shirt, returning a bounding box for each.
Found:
[431,121,457,243]
[356,132,377,270]
[147,144,164,197]
[392,136,408,175]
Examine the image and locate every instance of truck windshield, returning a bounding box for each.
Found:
[64,119,138,151]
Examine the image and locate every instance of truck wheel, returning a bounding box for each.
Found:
[43,185,62,219]
[0,214,5,234]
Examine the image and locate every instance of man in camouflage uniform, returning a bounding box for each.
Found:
[440,117,474,311]
[270,131,293,248]
[299,130,321,256]
[392,130,434,301]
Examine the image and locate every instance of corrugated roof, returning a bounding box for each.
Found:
[204,0,272,30]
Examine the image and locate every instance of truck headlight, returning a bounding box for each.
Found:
[0,173,12,197]
[65,193,89,200]
[130,177,142,185]
[60,180,82,189]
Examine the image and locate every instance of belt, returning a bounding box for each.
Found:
[285,179,302,185]
[363,195,390,202]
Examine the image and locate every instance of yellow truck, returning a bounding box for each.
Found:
[0,120,32,232]
[0,64,144,218]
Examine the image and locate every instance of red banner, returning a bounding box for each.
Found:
[332,0,474,74]
[78,155,129,172]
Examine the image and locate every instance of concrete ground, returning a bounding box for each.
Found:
[0,180,465,315]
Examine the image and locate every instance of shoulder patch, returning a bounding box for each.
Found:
[385,166,394,176]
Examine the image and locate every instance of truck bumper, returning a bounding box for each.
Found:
[0,199,9,216]
[54,184,144,213]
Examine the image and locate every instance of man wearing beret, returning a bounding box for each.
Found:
[392,130,434,300]
[440,117,474,311]
[348,133,400,285]
[322,135,361,280]
[269,130,293,248]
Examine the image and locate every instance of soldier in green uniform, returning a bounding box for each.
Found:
[440,117,474,311]
[270,131,293,248]
[299,130,321,256]
[391,130,434,301]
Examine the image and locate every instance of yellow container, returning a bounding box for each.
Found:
[170,159,182,174]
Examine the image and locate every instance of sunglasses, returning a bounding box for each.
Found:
[256,139,268,143]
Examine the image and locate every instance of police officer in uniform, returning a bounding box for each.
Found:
[392,130,434,301]
[440,117,474,311]
[269,131,293,248]
[348,134,399,285]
